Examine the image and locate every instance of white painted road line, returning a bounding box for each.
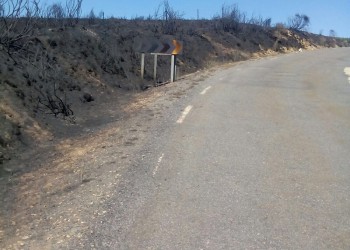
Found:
[176,105,193,124]
[200,86,212,95]
[344,67,350,83]
[153,153,164,176]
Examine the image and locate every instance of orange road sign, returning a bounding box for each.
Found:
[136,39,183,55]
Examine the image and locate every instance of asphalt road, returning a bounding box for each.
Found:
[87,48,350,249]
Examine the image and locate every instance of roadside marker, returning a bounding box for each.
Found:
[177,105,193,124]
[136,39,183,55]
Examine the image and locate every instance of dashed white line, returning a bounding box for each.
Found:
[200,86,212,95]
[176,105,193,124]
[153,153,164,176]
[344,67,350,83]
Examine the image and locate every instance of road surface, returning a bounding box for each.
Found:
[86,48,350,249]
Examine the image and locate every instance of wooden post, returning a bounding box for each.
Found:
[170,54,175,83]
[153,54,158,82]
[141,53,145,79]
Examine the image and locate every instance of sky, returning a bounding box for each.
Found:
[44,0,350,38]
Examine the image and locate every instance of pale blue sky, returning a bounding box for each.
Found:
[44,0,350,38]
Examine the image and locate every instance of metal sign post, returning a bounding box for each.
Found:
[170,54,175,83]
[141,53,145,80]
[153,54,158,81]
[136,39,183,83]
